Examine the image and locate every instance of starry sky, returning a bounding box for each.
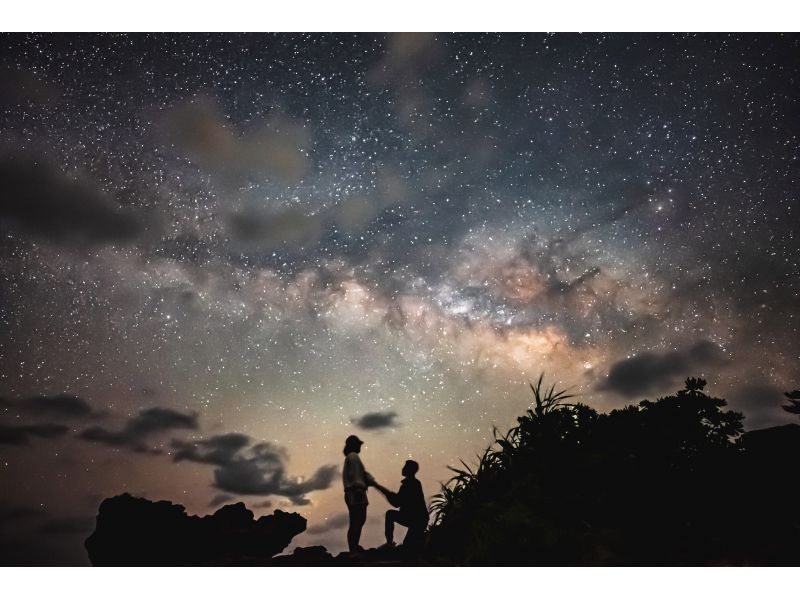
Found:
[0,33,798,564]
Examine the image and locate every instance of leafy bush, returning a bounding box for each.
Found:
[426,375,799,564]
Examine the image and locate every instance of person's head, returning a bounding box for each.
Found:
[343,435,364,455]
[402,459,419,478]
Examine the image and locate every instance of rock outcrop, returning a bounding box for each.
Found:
[85,493,306,565]
[271,544,425,566]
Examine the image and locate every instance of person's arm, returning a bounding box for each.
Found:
[374,483,401,508]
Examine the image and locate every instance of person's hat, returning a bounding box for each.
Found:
[345,434,364,446]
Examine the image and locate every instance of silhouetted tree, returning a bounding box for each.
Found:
[783,390,800,415]
[425,375,800,565]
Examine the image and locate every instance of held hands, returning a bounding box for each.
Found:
[372,483,393,499]
[374,484,399,507]
[365,473,398,505]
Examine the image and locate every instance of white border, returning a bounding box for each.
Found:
[2,5,799,592]
[3,566,799,598]
[1,1,799,32]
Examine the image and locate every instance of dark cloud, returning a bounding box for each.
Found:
[368,33,445,136]
[251,500,273,509]
[158,96,311,187]
[287,495,312,506]
[38,516,94,535]
[370,33,444,84]
[730,383,792,429]
[2,394,101,419]
[213,452,336,499]
[0,504,45,523]
[306,512,350,535]
[351,410,399,430]
[597,341,730,398]
[0,423,69,445]
[171,433,336,502]
[0,155,145,246]
[687,340,729,365]
[172,432,252,465]
[208,493,235,508]
[228,166,408,251]
[78,407,198,452]
[229,208,325,250]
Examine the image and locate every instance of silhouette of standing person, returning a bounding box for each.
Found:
[342,434,374,552]
[373,459,428,550]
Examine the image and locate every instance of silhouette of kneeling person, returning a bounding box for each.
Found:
[373,460,428,549]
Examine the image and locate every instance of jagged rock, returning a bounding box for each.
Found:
[271,545,336,565]
[331,544,420,566]
[271,543,424,566]
[85,493,306,565]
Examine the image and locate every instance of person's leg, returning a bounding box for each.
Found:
[351,504,367,550]
[347,503,358,551]
[347,502,367,552]
[394,513,424,549]
[385,509,400,544]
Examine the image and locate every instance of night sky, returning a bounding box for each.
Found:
[0,33,798,564]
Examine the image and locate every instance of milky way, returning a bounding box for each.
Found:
[0,33,798,563]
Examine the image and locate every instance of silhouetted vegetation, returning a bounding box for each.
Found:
[85,377,800,566]
[426,375,800,565]
[784,389,800,415]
